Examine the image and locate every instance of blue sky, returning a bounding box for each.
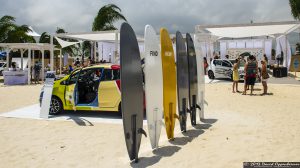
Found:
[0,0,295,35]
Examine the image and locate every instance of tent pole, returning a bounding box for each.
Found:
[114,31,118,64]
[94,42,97,62]
[59,49,62,75]
[42,50,44,82]
[285,34,288,68]
[28,48,31,85]
[6,49,10,70]
[50,35,54,71]
[21,49,24,70]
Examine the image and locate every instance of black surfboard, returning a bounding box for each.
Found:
[120,22,146,162]
[186,33,200,126]
[176,31,189,132]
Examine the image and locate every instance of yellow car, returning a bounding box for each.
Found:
[40,64,121,115]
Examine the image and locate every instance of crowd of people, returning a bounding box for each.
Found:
[232,54,269,96]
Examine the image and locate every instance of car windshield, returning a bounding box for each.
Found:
[229,59,245,67]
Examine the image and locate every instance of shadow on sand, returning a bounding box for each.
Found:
[130,146,181,168]
[48,110,122,126]
[131,118,218,167]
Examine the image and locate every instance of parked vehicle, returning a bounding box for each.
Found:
[39,64,121,115]
[207,59,245,81]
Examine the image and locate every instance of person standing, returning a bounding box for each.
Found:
[33,61,41,84]
[232,59,240,93]
[243,55,258,95]
[260,60,269,95]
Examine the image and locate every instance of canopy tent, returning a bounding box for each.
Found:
[54,30,144,64]
[26,26,41,37]
[195,21,300,67]
[196,21,300,38]
[54,37,80,74]
[0,43,58,84]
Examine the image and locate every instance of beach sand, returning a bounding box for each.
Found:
[0,83,299,168]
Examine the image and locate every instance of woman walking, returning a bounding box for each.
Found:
[232,59,240,93]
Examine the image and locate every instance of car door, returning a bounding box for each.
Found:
[213,60,223,78]
[221,60,233,78]
[64,70,80,109]
[98,68,121,108]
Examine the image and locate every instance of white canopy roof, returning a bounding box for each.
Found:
[55,31,119,42]
[55,30,144,42]
[54,37,80,48]
[195,21,300,38]
[0,43,57,50]
[26,26,41,37]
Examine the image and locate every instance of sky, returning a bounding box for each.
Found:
[0,0,295,35]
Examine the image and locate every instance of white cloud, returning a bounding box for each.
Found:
[0,0,294,35]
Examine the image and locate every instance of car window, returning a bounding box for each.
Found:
[68,71,79,85]
[112,69,120,80]
[214,60,222,66]
[222,61,232,67]
[102,69,113,81]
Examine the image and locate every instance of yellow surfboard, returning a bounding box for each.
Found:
[160,28,178,140]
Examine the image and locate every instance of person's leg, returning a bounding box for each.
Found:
[232,82,235,93]
[250,85,254,95]
[243,79,247,95]
[236,81,239,92]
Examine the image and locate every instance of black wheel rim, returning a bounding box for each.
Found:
[50,99,60,114]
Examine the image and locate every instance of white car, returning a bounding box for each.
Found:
[207,59,245,81]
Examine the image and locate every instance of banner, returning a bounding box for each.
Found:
[290,55,300,72]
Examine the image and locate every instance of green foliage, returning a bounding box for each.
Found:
[289,0,300,20]
[92,4,126,31]
[0,15,34,43]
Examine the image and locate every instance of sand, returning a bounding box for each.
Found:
[0,84,43,113]
[0,83,299,168]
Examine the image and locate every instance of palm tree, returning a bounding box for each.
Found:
[92,4,127,31]
[289,0,300,20]
[0,15,34,43]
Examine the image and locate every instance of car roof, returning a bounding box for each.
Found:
[81,64,120,70]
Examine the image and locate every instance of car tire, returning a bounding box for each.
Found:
[49,96,63,115]
[208,70,215,79]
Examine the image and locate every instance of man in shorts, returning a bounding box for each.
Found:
[243,55,258,95]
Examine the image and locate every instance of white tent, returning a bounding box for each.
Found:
[0,43,58,84]
[195,21,300,67]
[55,30,144,64]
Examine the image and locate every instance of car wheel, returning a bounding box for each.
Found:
[208,70,215,79]
[49,97,63,115]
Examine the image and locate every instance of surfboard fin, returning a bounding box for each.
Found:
[138,128,147,137]
[204,100,208,105]
[196,104,201,110]
[174,114,179,120]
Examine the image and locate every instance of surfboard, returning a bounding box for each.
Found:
[120,22,147,162]
[144,25,163,149]
[175,31,189,132]
[186,33,200,126]
[160,28,177,140]
[194,34,205,120]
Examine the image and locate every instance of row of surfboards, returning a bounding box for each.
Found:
[120,23,205,162]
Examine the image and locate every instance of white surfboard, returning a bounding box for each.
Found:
[194,35,205,120]
[144,25,163,149]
